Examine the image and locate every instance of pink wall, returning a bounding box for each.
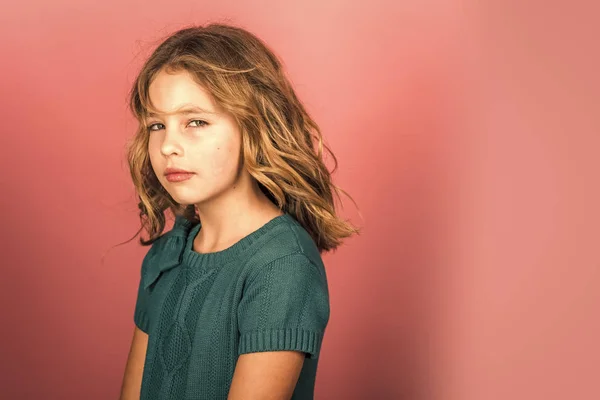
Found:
[0,1,597,399]
[435,2,600,399]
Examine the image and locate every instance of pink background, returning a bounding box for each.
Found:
[1,1,598,399]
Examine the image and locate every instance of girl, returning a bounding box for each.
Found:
[119,23,359,400]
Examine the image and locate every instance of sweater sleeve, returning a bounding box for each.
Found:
[133,247,154,334]
[237,252,330,359]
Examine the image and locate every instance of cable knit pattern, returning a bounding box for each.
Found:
[132,213,330,400]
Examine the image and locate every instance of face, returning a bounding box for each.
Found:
[145,68,243,206]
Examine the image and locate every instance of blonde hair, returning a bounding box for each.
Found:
[126,23,360,253]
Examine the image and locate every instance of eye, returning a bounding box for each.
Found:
[146,123,163,132]
[145,120,207,132]
[188,119,208,127]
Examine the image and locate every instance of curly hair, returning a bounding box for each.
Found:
[125,23,360,253]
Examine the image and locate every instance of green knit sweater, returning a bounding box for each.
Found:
[133,213,331,399]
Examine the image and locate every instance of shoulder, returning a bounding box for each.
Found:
[243,213,327,282]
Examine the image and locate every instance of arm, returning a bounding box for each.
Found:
[230,253,330,399]
[119,326,148,400]
[121,240,156,399]
[227,351,305,400]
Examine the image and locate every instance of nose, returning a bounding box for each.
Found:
[160,125,183,156]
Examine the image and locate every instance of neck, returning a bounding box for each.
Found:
[193,178,282,253]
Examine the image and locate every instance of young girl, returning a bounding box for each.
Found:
[119,23,359,400]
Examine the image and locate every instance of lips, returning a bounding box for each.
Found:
[164,167,193,176]
[163,167,195,183]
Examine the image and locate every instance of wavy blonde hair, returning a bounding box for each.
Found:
[126,23,360,253]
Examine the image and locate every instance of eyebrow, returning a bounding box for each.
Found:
[146,106,216,118]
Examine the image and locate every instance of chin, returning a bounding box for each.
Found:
[171,195,207,206]
[163,178,235,207]
[167,189,214,207]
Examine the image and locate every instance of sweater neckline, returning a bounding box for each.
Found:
[180,212,292,270]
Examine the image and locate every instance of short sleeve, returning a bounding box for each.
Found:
[237,253,330,359]
[133,247,154,333]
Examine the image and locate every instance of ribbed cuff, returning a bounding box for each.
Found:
[134,309,149,333]
[238,328,324,359]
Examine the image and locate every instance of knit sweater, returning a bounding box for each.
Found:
[133,212,331,399]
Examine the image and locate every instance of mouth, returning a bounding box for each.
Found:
[164,167,195,183]
[165,172,195,183]
[164,167,192,175]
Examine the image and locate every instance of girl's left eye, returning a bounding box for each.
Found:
[189,120,208,127]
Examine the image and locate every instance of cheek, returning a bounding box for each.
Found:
[208,142,237,178]
[147,140,162,173]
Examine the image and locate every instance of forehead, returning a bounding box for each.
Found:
[146,69,218,117]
